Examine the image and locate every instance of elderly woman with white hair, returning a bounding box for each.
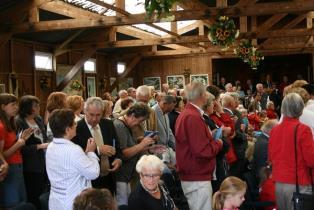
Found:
[268,93,314,210]
[128,155,177,210]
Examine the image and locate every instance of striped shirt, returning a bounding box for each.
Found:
[46,138,100,210]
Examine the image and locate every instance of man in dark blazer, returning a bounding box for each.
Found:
[73,97,122,194]
[252,119,278,181]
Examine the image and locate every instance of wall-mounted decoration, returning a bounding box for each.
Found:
[0,84,5,93]
[190,74,209,86]
[87,77,96,98]
[167,75,185,89]
[143,77,161,91]
[39,76,51,91]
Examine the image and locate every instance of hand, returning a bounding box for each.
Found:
[0,161,9,182]
[108,159,121,172]
[222,126,231,137]
[37,143,49,150]
[216,139,223,145]
[20,128,34,141]
[214,100,223,113]
[139,137,155,150]
[85,138,96,153]
[99,145,116,157]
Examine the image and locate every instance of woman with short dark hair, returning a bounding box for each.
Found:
[15,95,49,209]
[46,109,99,210]
[113,103,155,207]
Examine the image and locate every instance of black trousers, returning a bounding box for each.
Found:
[23,172,48,210]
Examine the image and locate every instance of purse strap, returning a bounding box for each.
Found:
[294,123,314,193]
[294,124,300,193]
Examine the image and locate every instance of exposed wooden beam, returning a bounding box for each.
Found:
[283,14,306,29]
[257,14,287,34]
[68,28,314,49]
[54,29,85,56]
[119,55,142,78]
[117,26,187,50]
[69,35,209,49]
[88,0,179,37]
[56,48,96,91]
[39,0,102,19]
[8,1,314,33]
[29,6,39,23]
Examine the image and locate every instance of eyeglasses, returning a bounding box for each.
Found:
[141,173,161,179]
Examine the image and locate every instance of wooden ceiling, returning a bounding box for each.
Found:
[1,0,314,58]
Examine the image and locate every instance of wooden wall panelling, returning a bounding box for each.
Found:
[135,54,212,88]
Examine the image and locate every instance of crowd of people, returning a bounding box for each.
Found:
[0,74,314,210]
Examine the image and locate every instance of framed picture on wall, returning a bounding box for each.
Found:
[167,75,185,89]
[0,84,5,93]
[87,77,96,97]
[190,74,209,86]
[143,77,161,91]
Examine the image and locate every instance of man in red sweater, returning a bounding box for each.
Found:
[175,82,223,210]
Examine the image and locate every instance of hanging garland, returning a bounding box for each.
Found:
[234,39,264,69]
[145,0,177,19]
[208,16,239,49]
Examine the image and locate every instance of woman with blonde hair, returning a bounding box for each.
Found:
[212,176,247,210]
[66,95,84,122]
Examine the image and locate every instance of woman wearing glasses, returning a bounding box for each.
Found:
[128,155,177,210]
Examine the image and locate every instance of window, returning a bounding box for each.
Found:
[84,59,96,72]
[35,51,53,71]
[117,62,126,74]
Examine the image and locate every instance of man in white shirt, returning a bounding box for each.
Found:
[46,109,99,210]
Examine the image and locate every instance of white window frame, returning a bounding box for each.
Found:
[84,59,96,73]
[34,51,53,71]
[117,62,126,75]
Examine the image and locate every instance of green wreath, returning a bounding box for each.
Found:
[145,0,177,19]
[234,39,264,69]
[208,16,239,49]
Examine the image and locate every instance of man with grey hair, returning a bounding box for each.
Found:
[113,89,128,118]
[152,94,177,167]
[74,97,122,194]
[252,119,278,180]
[175,82,223,210]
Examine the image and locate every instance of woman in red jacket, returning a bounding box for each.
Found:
[268,93,314,210]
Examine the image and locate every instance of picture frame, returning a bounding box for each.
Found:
[167,75,185,89]
[119,77,133,90]
[87,77,96,97]
[143,77,161,91]
[190,74,209,86]
[0,84,5,93]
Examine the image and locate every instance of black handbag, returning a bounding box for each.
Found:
[291,124,314,210]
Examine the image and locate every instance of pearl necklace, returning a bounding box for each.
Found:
[140,180,160,194]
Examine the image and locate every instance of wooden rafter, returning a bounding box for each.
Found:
[7,1,314,33]
[67,28,314,50]
[88,0,179,37]
[119,55,142,78]
[56,48,96,91]
[54,29,85,56]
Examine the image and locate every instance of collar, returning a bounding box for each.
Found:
[223,107,234,115]
[189,102,204,116]
[53,137,74,145]
[85,118,100,131]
